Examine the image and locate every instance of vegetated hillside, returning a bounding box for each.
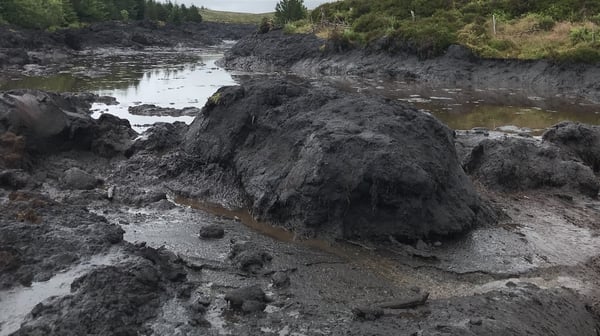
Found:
[200,8,273,25]
[292,0,600,62]
[0,0,203,30]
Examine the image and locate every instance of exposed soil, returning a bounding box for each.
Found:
[1,25,600,336]
[220,30,600,104]
[0,21,255,78]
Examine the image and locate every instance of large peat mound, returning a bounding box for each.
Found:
[183,79,492,240]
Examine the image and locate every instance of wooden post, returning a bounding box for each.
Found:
[493,14,497,35]
[411,10,415,22]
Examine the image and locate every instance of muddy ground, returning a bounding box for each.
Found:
[1,24,600,336]
[220,30,600,104]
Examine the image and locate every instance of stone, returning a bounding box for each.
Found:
[199,224,225,239]
[62,167,99,190]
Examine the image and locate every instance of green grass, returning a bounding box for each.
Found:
[287,0,600,62]
[199,8,273,25]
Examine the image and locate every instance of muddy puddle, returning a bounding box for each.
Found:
[0,250,126,336]
[3,51,600,135]
[329,77,600,134]
[0,48,238,132]
[112,193,600,305]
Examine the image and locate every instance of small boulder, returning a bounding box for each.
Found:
[228,241,272,272]
[62,167,100,190]
[199,224,225,239]
[464,137,600,197]
[352,306,385,321]
[224,285,268,313]
[271,271,290,288]
[543,122,600,173]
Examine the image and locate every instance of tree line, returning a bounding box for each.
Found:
[0,0,203,30]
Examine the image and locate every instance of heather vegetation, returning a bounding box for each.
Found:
[285,0,600,62]
[0,0,202,30]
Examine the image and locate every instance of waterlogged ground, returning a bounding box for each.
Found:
[3,48,600,335]
[0,47,238,132]
[329,77,600,134]
[94,190,600,334]
[2,49,600,134]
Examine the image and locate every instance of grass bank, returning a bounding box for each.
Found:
[199,8,272,25]
[282,0,600,63]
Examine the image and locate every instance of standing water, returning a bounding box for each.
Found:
[1,47,600,133]
[0,48,237,132]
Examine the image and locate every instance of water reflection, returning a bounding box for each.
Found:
[3,52,600,134]
[1,50,238,132]
[330,78,600,134]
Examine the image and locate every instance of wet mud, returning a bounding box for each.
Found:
[1,25,600,336]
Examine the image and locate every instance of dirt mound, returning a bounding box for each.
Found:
[543,121,600,173]
[0,192,124,289]
[219,30,323,72]
[13,246,188,336]
[54,21,255,50]
[0,90,136,156]
[221,30,600,104]
[182,79,491,240]
[463,136,599,197]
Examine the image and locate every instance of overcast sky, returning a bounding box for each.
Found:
[164,0,331,13]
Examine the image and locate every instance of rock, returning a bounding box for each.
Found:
[224,285,267,312]
[463,137,600,197]
[134,246,186,282]
[271,271,290,288]
[12,251,189,336]
[352,306,385,321]
[543,122,600,173]
[91,113,137,157]
[149,199,176,210]
[0,247,22,272]
[0,169,32,190]
[0,198,124,289]
[199,224,225,239]
[62,167,100,190]
[128,104,200,117]
[126,122,189,157]
[183,79,490,240]
[0,90,135,156]
[189,316,211,327]
[228,241,272,272]
[0,90,69,138]
[241,300,267,313]
[196,296,212,307]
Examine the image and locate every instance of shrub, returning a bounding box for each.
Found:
[327,28,363,52]
[570,27,592,44]
[488,38,515,51]
[554,45,600,63]
[258,17,273,34]
[535,15,555,31]
[391,11,462,58]
[352,12,391,33]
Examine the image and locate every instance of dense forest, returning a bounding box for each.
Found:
[281,0,600,62]
[0,0,202,30]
